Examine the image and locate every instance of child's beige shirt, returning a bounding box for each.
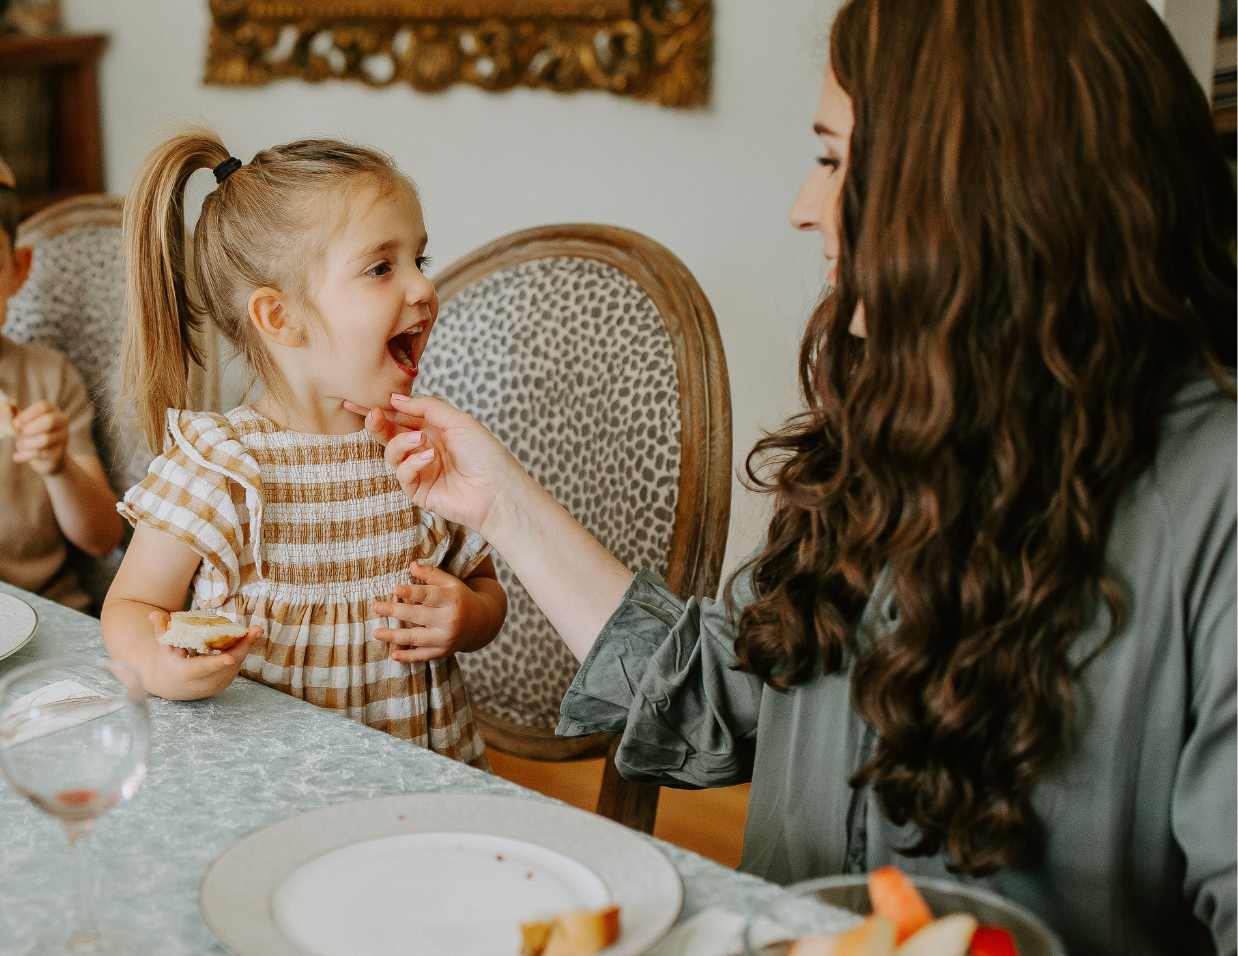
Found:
[119,405,491,768]
[0,336,95,610]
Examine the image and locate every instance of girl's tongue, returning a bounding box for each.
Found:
[388,332,418,377]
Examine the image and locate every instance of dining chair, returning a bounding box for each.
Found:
[4,194,219,611]
[420,224,732,833]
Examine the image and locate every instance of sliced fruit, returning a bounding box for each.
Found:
[786,931,841,956]
[970,925,1018,956]
[521,920,554,956]
[894,914,978,956]
[867,866,933,944]
[541,905,621,956]
[834,915,896,956]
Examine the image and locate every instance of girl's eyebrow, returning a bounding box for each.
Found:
[350,233,429,263]
[814,122,845,139]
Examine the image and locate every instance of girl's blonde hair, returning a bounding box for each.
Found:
[122,127,410,453]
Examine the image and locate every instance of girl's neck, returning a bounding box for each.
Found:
[252,395,364,436]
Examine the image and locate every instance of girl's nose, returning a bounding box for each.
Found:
[407,269,435,305]
[790,168,826,233]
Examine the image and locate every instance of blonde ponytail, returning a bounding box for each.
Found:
[122,130,227,453]
[123,126,412,454]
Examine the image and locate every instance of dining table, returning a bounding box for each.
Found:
[0,581,811,956]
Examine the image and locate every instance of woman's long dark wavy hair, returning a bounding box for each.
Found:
[735,0,1236,876]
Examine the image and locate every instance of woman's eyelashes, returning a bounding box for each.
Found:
[817,155,842,171]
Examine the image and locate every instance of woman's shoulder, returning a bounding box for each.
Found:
[1149,367,1236,509]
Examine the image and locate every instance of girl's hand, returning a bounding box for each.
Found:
[343,394,530,539]
[12,400,70,475]
[372,562,505,663]
[143,610,263,701]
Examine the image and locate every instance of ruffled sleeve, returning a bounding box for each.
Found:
[117,410,265,607]
[557,562,765,789]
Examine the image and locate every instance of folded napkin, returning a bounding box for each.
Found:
[644,908,792,956]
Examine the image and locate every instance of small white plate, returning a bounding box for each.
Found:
[0,592,38,661]
[201,793,683,956]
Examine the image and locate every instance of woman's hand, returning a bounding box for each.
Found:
[344,394,530,539]
[142,610,263,701]
[372,561,507,663]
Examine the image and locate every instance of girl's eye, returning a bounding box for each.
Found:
[818,156,841,171]
[416,255,433,272]
[366,261,392,278]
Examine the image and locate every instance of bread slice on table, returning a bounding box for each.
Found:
[521,906,621,956]
[160,611,249,654]
[0,388,17,438]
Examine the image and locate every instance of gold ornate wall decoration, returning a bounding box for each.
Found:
[206,0,711,108]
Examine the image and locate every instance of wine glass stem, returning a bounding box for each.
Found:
[64,819,100,949]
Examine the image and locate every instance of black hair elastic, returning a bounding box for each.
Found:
[213,157,243,184]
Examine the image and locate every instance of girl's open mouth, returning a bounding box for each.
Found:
[388,332,418,377]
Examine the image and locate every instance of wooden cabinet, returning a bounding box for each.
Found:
[0,32,107,218]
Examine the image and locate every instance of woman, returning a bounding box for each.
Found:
[353,0,1236,952]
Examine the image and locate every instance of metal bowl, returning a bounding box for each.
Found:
[744,874,1067,956]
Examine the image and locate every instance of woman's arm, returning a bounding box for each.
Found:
[101,524,261,700]
[353,395,633,661]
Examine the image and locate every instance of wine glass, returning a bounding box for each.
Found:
[0,658,150,956]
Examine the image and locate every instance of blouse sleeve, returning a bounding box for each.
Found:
[117,410,261,607]
[557,560,766,790]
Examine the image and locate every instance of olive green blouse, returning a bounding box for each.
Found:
[559,371,1236,956]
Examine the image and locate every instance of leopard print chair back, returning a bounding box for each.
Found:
[6,195,219,612]
[422,224,731,832]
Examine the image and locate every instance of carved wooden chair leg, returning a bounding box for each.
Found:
[595,735,660,834]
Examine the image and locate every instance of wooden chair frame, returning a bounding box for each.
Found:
[435,224,732,832]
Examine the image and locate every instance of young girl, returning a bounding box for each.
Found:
[100,131,506,769]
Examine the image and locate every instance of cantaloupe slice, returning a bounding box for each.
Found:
[893,914,978,956]
[867,867,933,944]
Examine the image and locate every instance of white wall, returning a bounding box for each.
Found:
[62,0,838,578]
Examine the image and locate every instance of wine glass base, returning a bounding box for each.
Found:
[25,930,148,956]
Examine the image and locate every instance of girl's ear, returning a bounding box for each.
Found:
[247,287,303,347]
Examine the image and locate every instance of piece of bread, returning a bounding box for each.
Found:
[0,388,17,438]
[160,611,249,654]
[521,906,621,956]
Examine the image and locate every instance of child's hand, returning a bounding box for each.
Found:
[143,610,264,701]
[373,562,503,663]
[12,400,70,475]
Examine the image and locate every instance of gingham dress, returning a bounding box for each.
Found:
[119,406,490,769]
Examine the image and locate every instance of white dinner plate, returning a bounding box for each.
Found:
[200,792,683,956]
[0,592,38,661]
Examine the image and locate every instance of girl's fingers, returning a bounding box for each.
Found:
[389,582,434,605]
[148,609,172,638]
[341,399,372,417]
[374,601,429,625]
[407,563,457,588]
[392,645,447,664]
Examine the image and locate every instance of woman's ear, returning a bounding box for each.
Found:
[247,287,304,347]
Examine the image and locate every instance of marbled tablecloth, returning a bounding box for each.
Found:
[0,582,791,955]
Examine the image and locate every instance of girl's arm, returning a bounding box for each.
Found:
[373,556,508,664]
[101,524,261,700]
[353,395,633,662]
